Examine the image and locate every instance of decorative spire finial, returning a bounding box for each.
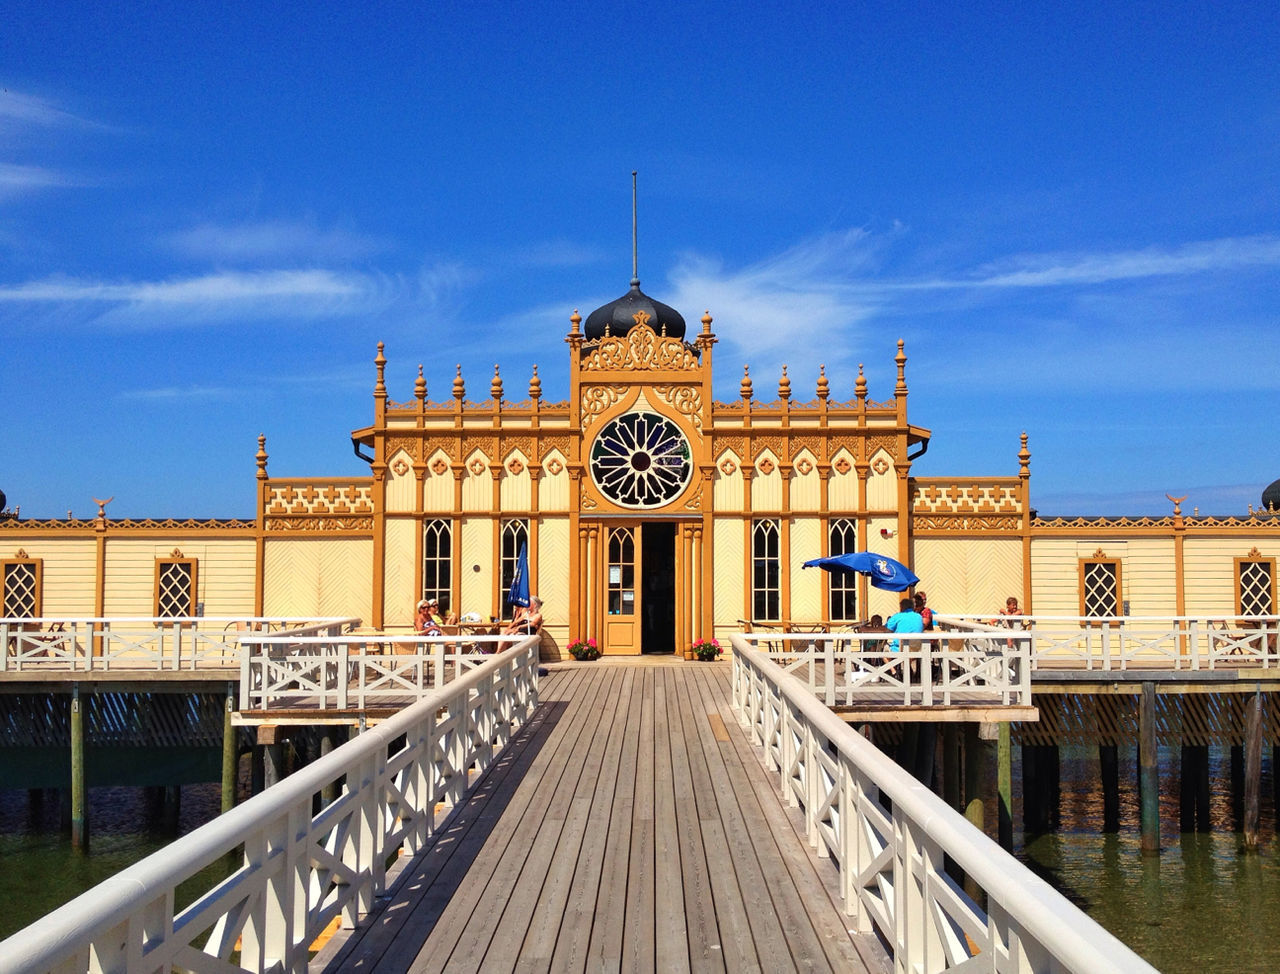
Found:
[740,364,753,401]
[256,434,268,480]
[817,365,829,400]
[375,342,387,397]
[778,365,791,401]
[529,365,542,401]
[415,365,426,402]
[631,170,639,287]
[490,364,503,402]
[452,364,465,401]
[1018,432,1031,478]
[855,363,867,400]
[569,308,581,334]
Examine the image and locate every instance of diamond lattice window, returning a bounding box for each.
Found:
[1239,561,1274,617]
[156,560,195,617]
[1081,560,1120,618]
[3,561,39,618]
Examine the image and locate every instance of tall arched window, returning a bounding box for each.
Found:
[752,519,781,621]
[422,519,453,613]
[500,519,529,620]
[608,527,635,615]
[828,518,858,620]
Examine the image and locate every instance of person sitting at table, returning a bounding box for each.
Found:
[415,598,445,636]
[503,596,544,636]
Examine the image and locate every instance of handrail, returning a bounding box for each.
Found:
[730,636,1156,974]
[0,636,539,974]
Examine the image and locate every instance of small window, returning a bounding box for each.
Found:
[1079,557,1122,620]
[500,519,529,620]
[1237,556,1275,617]
[607,527,635,615]
[3,556,42,618]
[752,519,781,621]
[422,519,453,611]
[156,557,197,618]
[827,518,858,621]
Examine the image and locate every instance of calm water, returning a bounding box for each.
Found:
[3,748,1279,971]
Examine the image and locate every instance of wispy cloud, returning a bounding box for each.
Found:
[0,90,112,134]
[0,162,89,190]
[164,219,388,263]
[0,269,364,304]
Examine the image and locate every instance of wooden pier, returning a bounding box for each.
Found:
[314,661,888,974]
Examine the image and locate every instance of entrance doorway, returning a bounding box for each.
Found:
[601,521,678,654]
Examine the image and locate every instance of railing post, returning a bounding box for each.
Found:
[822,637,835,706]
[1189,619,1201,670]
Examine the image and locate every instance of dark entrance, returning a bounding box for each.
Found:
[640,522,676,653]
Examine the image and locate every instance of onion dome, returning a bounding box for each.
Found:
[1263,478,1280,512]
[583,280,686,341]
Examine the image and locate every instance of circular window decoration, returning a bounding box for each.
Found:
[589,411,692,508]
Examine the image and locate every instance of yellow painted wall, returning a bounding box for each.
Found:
[867,450,896,510]
[713,451,744,511]
[789,517,822,618]
[462,452,492,513]
[500,453,531,511]
[383,517,417,626]
[538,450,569,512]
[262,538,373,621]
[913,537,1023,618]
[423,449,453,512]
[789,451,820,512]
[753,452,782,510]
[459,517,495,619]
[5,540,96,616]
[1121,539,1177,616]
[829,450,857,510]
[535,517,570,644]
[1185,538,1279,614]
[385,449,417,513]
[713,518,745,637]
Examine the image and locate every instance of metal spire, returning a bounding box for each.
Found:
[631,170,639,287]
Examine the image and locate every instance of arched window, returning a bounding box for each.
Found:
[828,518,858,621]
[500,519,529,620]
[752,519,781,621]
[608,527,636,615]
[422,519,453,613]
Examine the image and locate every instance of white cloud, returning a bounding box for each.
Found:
[0,90,109,134]
[164,219,388,262]
[0,269,364,304]
[0,162,88,191]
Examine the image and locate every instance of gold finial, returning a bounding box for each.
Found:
[895,339,907,395]
[569,309,581,334]
[778,365,791,401]
[415,365,426,401]
[92,496,114,519]
[490,364,503,401]
[375,342,387,397]
[256,434,268,480]
[1018,432,1031,477]
[816,365,829,400]
[855,363,867,400]
[529,364,542,401]
[701,310,713,335]
[1166,493,1187,517]
[452,364,465,401]
[740,364,753,401]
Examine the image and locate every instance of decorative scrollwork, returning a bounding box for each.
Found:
[265,516,375,532]
[580,322,701,372]
[653,384,703,429]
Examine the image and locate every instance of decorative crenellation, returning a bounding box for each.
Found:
[579,322,702,372]
[264,483,375,517]
[912,481,1022,516]
[0,518,255,531]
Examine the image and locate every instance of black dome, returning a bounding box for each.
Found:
[1263,478,1280,512]
[583,281,686,341]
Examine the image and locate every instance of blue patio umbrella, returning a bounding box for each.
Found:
[802,551,920,592]
[507,541,530,608]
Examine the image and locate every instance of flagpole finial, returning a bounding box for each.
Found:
[631,170,639,287]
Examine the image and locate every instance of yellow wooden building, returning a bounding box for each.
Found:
[2,279,1278,656]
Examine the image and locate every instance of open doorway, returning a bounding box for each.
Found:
[640,522,676,653]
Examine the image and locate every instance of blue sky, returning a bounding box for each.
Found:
[2,2,1277,519]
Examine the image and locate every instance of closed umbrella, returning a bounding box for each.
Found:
[801,551,919,592]
[507,542,530,608]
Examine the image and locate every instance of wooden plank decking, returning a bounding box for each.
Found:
[315,661,888,974]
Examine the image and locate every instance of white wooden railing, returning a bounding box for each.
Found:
[740,630,1033,708]
[938,614,1280,671]
[0,637,539,974]
[730,636,1156,974]
[239,633,512,711]
[0,617,360,672]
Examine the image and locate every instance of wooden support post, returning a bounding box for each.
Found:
[70,684,87,851]
[1046,744,1060,830]
[221,683,237,814]
[1022,744,1041,835]
[1179,744,1195,834]
[1244,690,1262,851]
[943,724,960,810]
[250,745,265,797]
[1100,744,1120,832]
[997,722,1012,851]
[963,724,985,904]
[1139,682,1159,856]
[264,743,285,789]
[162,785,181,834]
[1230,744,1245,830]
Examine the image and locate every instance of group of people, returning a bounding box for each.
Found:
[413,595,544,648]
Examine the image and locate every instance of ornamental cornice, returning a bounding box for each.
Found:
[913,515,1023,532]
[579,322,701,372]
[264,516,375,532]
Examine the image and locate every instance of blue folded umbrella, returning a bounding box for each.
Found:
[801,551,920,592]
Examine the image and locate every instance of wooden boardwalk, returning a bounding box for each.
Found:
[316,661,888,974]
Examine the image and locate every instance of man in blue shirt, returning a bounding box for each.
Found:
[886,597,924,654]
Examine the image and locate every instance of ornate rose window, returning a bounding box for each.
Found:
[589,411,692,508]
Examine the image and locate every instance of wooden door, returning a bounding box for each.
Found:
[604,525,639,653]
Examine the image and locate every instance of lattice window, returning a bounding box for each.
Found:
[828,518,858,621]
[1079,559,1121,619]
[422,519,453,612]
[3,558,41,618]
[607,527,635,616]
[155,559,196,618]
[1237,558,1275,617]
[500,519,529,620]
[752,519,781,621]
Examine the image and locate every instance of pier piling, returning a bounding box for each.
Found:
[1139,682,1159,855]
[70,684,87,851]
[997,723,1012,850]
[221,684,237,814]
[1100,744,1120,832]
[1244,690,1262,850]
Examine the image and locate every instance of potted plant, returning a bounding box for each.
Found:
[567,637,600,661]
[690,638,722,662]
